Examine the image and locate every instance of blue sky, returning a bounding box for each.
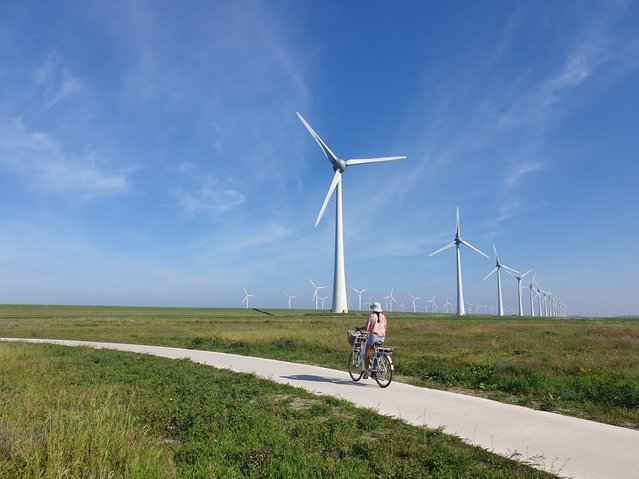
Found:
[1,1,638,316]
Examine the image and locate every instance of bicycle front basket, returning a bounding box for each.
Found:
[347,330,358,346]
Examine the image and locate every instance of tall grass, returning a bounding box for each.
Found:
[0,342,554,478]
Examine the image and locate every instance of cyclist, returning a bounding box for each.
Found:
[358,302,387,379]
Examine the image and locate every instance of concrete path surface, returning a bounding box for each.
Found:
[2,338,638,479]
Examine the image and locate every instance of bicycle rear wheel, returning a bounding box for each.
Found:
[348,351,364,381]
[373,354,393,388]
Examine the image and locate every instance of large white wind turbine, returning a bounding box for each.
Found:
[483,244,519,316]
[308,277,327,311]
[351,286,369,311]
[242,287,257,309]
[298,113,406,314]
[409,292,422,313]
[505,268,533,316]
[429,207,489,316]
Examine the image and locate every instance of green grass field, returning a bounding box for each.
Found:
[0,341,555,478]
[1,305,637,429]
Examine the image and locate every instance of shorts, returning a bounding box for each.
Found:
[367,335,384,346]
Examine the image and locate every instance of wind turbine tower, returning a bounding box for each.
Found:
[298,113,406,313]
[429,207,489,316]
[483,244,519,316]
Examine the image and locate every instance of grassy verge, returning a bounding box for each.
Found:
[0,342,555,478]
[0,305,637,428]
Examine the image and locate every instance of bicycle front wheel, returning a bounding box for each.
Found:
[348,351,364,382]
[373,354,393,388]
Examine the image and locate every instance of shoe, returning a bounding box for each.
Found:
[362,372,369,379]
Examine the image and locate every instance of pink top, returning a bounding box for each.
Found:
[365,312,387,337]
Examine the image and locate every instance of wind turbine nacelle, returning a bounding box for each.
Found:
[333,159,347,173]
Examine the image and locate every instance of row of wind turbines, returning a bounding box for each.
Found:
[245,277,566,317]
[259,113,567,317]
[428,207,567,317]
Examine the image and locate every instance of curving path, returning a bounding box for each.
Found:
[2,338,638,479]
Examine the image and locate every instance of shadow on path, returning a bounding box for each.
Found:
[281,374,369,387]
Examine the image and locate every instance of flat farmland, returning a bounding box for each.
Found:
[1,305,637,428]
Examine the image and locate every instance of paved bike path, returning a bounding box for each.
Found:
[2,338,638,479]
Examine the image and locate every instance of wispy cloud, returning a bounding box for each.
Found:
[31,53,83,110]
[94,1,312,188]
[504,161,543,189]
[496,3,636,131]
[172,181,245,217]
[0,118,128,197]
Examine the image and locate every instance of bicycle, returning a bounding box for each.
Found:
[347,329,394,388]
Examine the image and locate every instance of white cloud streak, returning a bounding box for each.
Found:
[0,118,128,197]
[172,183,245,217]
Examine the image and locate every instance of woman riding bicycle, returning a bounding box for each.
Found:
[358,302,387,379]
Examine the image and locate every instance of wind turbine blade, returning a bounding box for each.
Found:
[455,207,460,237]
[345,156,406,166]
[308,277,317,288]
[483,267,498,280]
[502,264,521,275]
[361,287,369,293]
[460,240,489,258]
[296,112,338,164]
[429,241,456,256]
[315,171,341,227]
[503,268,517,278]
[521,269,533,278]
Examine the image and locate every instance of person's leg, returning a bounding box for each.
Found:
[364,344,374,371]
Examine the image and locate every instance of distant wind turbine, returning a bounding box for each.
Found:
[528,275,538,317]
[284,292,297,310]
[429,207,489,316]
[504,268,533,316]
[383,288,398,312]
[409,292,422,313]
[308,277,327,311]
[483,244,519,316]
[426,295,438,313]
[351,286,369,311]
[242,287,257,309]
[444,297,453,314]
[319,295,328,310]
[536,284,544,317]
[298,112,406,313]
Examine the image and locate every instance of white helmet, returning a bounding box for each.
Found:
[370,302,383,313]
